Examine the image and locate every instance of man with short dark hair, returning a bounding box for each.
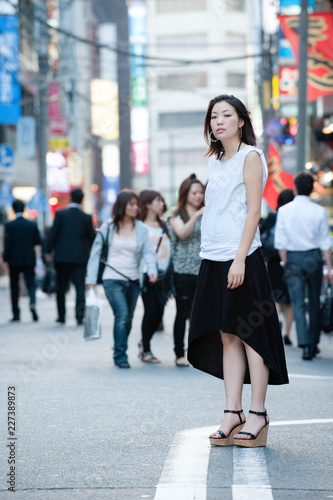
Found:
[275,173,332,360]
[46,189,95,325]
[3,199,42,322]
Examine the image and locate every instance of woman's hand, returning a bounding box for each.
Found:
[227,258,245,289]
[148,273,158,283]
[86,284,96,290]
[196,206,205,218]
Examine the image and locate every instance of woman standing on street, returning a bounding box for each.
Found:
[138,189,172,364]
[86,189,157,369]
[168,174,205,367]
[188,94,288,447]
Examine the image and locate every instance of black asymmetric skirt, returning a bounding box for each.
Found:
[188,248,289,385]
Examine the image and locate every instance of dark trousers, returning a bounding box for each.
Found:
[284,249,323,348]
[9,266,36,318]
[141,285,165,352]
[55,263,86,323]
[173,273,198,358]
[103,279,141,364]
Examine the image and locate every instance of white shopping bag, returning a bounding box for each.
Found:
[84,288,102,341]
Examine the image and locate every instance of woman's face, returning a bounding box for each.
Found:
[187,183,204,209]
[210,101,244,141]
[148,196,164,217]
[125,198,139,219]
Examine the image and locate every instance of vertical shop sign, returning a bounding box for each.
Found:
[0,15,21,124]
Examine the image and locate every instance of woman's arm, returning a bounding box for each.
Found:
[227,151,263,290]
[86,223,108,286]
[169,207,204,240]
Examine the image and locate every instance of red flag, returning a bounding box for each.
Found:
[278,12,333,102]
[263,143,294,210]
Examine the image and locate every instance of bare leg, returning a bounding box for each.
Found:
[284,303,294,337]
[234,343,269,439]
[210,332,246,437]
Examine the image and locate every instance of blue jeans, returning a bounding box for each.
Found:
[103,279,140,364]
[284,249,323,348]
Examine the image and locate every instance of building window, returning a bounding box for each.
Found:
[225,0,246,12]
[159,148,205,167]
[157,0,206,13]
[156,34,207,52]
[159,111,206,129]
[226,73,246,88]
[158,72,208,89]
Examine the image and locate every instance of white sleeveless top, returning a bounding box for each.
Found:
[200,145,268,262]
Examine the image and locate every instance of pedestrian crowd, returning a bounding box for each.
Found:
[2,92,332,449]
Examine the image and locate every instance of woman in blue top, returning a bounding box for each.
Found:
[188,95,288,448]
[86,189,157,368]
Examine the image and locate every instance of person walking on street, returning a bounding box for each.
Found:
[168,174,205,367]
[274,173,332,360]
[188,94,288,448]
[86,189,157,369]
[45,188,95,325]
[260,189,295,345]
[138,189,172,364]
[3,199,42,322]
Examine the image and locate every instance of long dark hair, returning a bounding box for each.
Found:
[139,189,167,224]
[174,174,205,223]
[112,189,139,232]
[204,94,257,159]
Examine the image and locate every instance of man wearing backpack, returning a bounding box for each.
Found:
[275,173,332,360]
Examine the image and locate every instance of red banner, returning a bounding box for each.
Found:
[263,143,294,210]
[278,12,333,102]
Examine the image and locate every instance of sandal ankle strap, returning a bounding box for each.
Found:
[224,409,243,425]
[249,409,268,425]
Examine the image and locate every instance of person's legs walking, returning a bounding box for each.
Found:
[103,280,132,366]
[141,287,164,353]
[305,250,323,352]
[285,255,310,349]
[23,266,38,321]
[173,274,196,360]
[71,264,86,324]
[9,266,20,320]
[55,263,69,323]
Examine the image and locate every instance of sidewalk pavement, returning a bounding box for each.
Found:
[1,273,333,362]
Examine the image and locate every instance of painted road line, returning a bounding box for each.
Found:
[233,447,273,500]
[154,427,211,500]
[154,420,333,500]
[289,373,333,380]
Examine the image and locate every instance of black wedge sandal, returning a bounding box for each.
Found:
[209,409,246,447]
[233,409,269,448]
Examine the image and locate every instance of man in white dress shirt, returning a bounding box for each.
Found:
[275,173,332,360]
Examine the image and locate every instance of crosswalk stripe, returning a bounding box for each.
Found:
[233,447,274,500]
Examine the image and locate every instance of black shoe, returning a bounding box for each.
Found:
[302,346,313,360]
[283,335,292,345]
[116,361,130,369]
[56,318,65,324]
[312,346,320,357]
[9,317,20,322]
[31,308,38,322]
[77,319,84,326]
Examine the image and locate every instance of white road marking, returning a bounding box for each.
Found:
[154,427,210,500]
[233,447,273,500]
[154,419,333,500]
[289,373,333,380]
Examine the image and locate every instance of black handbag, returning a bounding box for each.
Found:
[97,223,111,285]
[42,264,57,294]
[320,284,333,333]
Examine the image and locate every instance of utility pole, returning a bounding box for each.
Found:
[296,0,308,172]
[36,1,50,229]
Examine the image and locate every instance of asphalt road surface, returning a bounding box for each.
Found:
[1,280,333,499]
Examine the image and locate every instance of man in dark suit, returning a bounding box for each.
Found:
[45,188,95,325]
[3,199,42,322]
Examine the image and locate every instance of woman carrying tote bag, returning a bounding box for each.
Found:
[86,189,157,369]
